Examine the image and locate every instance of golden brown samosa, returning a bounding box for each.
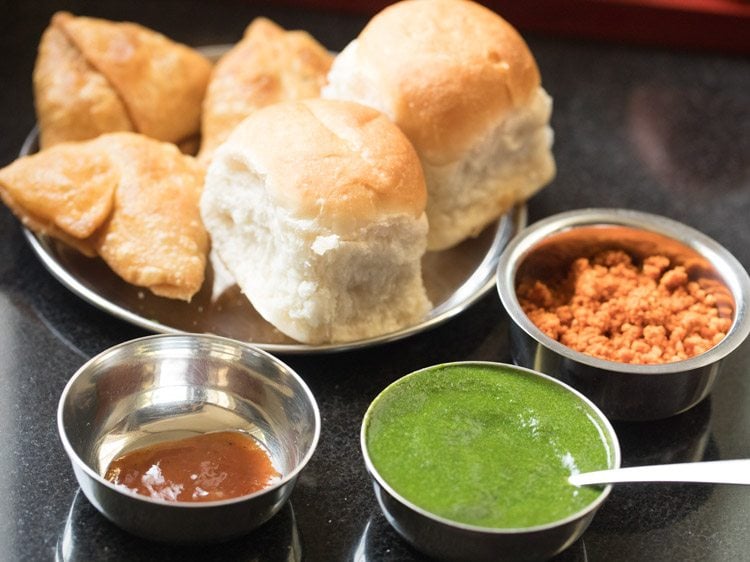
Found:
[0,133,208,301]
[198,18,332,164]
[34,12,212,150]
[93,134,208,301]
[0,142,117,256]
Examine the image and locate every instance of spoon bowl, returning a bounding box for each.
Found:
[570,459,750,487]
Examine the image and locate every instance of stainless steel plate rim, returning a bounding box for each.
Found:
[20,127,527,354]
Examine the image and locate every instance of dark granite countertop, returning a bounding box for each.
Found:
[1,2,749,560]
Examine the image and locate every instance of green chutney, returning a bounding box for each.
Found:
[364,363,614,528]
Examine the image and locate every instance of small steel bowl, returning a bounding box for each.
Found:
[497,208,750,421]
[361,361,621,562]
[57,334,320,543]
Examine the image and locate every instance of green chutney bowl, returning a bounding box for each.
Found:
[361,361,621,562]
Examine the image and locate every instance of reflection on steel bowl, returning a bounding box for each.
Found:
[56,490,302,561]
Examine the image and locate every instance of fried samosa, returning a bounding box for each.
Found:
[0,133,208,301]
[198,17,332,164]
[93,134,208,301]
[0,141,116,256]
[34,12,212,150]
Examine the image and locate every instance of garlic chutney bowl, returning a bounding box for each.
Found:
[496,208,750,420]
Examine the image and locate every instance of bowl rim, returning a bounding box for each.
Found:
[360,360,621,534]
[496,207,750,374]
[57,333,321,509]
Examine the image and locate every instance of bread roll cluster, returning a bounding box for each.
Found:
[0,0,556,344]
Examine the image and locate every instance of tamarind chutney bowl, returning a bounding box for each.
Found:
[57,334,320,543]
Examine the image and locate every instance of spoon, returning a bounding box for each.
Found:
[569,459,750,487]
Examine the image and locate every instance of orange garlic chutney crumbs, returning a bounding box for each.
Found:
[517,250,734,364]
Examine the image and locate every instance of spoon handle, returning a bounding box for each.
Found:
[569,459,750,487]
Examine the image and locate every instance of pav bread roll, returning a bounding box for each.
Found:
[322,0,556,250]
[201,99,432,344]
[198,17,333,164]
[34,12,212,149]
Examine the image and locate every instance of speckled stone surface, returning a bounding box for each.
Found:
[1,2,749,561]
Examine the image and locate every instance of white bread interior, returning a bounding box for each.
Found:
[422,88,555,250]
[322,0,556,250]
[200,100,432,344]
